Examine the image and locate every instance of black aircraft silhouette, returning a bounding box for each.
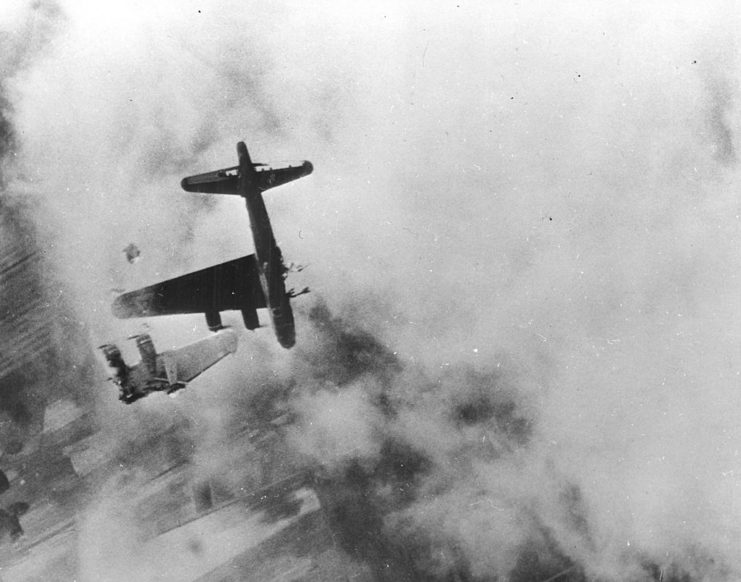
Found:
[112,142,312,348]
[99,330,238,404]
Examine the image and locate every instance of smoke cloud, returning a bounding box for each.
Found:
[3,1,741,581]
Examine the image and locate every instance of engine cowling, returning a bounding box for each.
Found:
[205,310,223,331]
[241,308,259,330]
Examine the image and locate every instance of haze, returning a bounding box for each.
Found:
[2,1,741,580]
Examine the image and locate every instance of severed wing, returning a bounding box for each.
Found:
[112,254,266,321]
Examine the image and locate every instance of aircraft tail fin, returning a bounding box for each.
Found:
[180,142,254,195]
[181,142,312,195]
[133,334,157,375]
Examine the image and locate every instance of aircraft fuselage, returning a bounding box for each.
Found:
[118,141,314,348]
[100,330,238,404]
[236,142,296,348]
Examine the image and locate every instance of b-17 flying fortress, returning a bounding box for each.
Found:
[103,141,313,402]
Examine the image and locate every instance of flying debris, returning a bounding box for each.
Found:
[284,261,307,273]
[98,329,238,404]
[287,286,310,298]
[111,142,313,348]
[122,243,141,264]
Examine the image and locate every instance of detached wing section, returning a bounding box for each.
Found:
[180,166,241,195]
[112,255,266,326]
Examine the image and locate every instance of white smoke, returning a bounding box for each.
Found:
[4,0,741,580]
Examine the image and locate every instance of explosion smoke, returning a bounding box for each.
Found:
[3,2,741,581]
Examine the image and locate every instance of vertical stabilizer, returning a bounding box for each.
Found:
[237,141,257,194]
[134,334,157,375]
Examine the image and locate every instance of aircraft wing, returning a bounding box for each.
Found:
[112,254,267,319]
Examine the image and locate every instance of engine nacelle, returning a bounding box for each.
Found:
[241,308,259,330]
[205,310,223,331]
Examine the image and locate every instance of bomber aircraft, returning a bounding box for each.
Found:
[99,330,238,404]
[112,142,313,348]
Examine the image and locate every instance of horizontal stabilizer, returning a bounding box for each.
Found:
[162,329,239,384]
[254,162,313,192]
[181,161,313,195]
[112,254,266,319]
[181,166,240,195]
